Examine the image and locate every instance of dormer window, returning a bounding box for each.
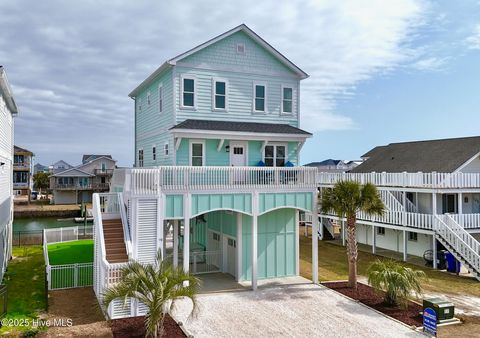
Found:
[236,43,245,54]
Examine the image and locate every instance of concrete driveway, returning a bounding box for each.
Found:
[171,276,422,338]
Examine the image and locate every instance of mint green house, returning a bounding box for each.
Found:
[93,25,320,319]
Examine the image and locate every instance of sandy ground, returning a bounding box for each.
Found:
[172,277,422,338]
[39,287,112,337]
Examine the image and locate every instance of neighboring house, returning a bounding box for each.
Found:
[13,145,34,196]
[50,160,73,174]
[318,136,480,280]
[93,24,320,319]
[33,163,49,174]
[50,155,116,204]
[0,66,18,280]
[304,159,360,172]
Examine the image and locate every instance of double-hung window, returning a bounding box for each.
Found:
[164,142,169,156]
[254,83,266,112]
[152,146,156,161]
[282,86,293,114]
[158,85,163,113]
[190,142,204,166]
[264,144,286,167]
[138,149,144,167]
[213,80,226,110]
[182,77,195,108]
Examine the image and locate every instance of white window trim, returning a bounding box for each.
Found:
[180,75,196,110]
[281,85,294,115]
[138,148,144,167]
[212,78,228,112]
[152,145,156,161]
[158,84,164,113]
[229,141,248,166]
[253,82,267,114]
[164,142,169,157]
[189,140,205,166]
[262,143,287,167]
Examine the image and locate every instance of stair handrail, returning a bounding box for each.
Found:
[117,192,133,259]
[435,215,480,273]
[93,193,107,261]
[382,190,404,212]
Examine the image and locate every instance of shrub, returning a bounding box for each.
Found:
[367,259,426,307]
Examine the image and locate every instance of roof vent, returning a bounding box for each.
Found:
[236,43,245,54]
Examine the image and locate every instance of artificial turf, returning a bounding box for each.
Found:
[47,239,94,265]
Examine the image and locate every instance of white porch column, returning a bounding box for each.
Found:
[432,193,437,215]
[432,191,438,269]
[432,234,437,269]
[157,193,165,260]
[458,192,463,215]
[183,194,191,274]
[251,192,259,290]
[173,220,179,268]
[402,230,408,262]
[371,225,376,254]
[312,193,319,284]
[295,210,300,276]
[236,212,243,282]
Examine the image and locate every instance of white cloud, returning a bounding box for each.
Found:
[465,24,480,50]
[411,56,449,71]
[0,0,427,164]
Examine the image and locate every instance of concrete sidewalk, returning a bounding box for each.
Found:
[172,277,422,338]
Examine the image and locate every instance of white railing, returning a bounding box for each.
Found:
[380,190,404,212]
[117,193,133,258]
[390,191,418,212]
[47,263,94,290]
[44,226,93,244]
[450,213,480,230]
[125,166,317,194]
[435,215,480,275]
[317,171,480,189]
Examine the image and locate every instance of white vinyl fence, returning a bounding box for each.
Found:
[44,227,94,290]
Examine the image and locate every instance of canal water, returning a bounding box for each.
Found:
[13,217,79,232]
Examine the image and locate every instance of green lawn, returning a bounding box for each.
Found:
[1,246,46,335]
[47,239,94,265]
[299,228,480,298]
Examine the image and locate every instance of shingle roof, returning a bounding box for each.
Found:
[169,119,312,136]
[82,154,113,164]
[304,159,341,167]
[14,145,33,154]
[352,136,480,173]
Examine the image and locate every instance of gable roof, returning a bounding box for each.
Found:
[170,119,311,136]
[14,145,33,155]
[82,154,113,164]
[129,24,308,97]
[0,66,18,115]
[351,136,480,173]
[52,160,72,168]
[51,167,94,177]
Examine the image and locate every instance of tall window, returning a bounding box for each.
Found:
[152,146,156,161]
[138,149,144,167]
[264,145,286,167]
[213,80,226,110]
[190,142,204,166]
[254,84,265,112]
[164,142,169,156]
[158,85,163,113]
[282,87,293,113]
[137,97,142,112]
[147,91,151,105]
[101,162,106,172]
[182,77,195,107]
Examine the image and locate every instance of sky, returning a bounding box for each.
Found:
[1,0,479,167]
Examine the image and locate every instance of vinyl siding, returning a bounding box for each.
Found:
[135,69,175,167]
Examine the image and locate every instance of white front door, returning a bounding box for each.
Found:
[230,143,246,167]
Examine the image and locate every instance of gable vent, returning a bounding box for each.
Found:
[236,43,245,54]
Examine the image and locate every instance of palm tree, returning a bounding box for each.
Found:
[320,180,384,289]
[103,252,200,337]
[368,259,426,307]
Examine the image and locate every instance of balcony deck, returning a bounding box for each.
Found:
[52,183,110,191]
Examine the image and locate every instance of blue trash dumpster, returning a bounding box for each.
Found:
[445,252,460,273]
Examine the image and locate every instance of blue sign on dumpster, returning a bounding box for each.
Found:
[423,307,437,336]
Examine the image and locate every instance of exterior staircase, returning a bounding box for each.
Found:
[435,215,480,281]
[102,218,128,263]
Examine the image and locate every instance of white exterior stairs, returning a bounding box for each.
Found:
[435,215,480,281]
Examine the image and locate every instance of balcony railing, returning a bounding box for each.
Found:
[317,172,480,189]
[94,169,114,175]
[13,182,29,188]
[124,166,317,194]
[13,162,30,169]
[52,183,110,190]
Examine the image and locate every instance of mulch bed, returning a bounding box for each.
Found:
[111,314,186,338]
[322,281,423,327]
